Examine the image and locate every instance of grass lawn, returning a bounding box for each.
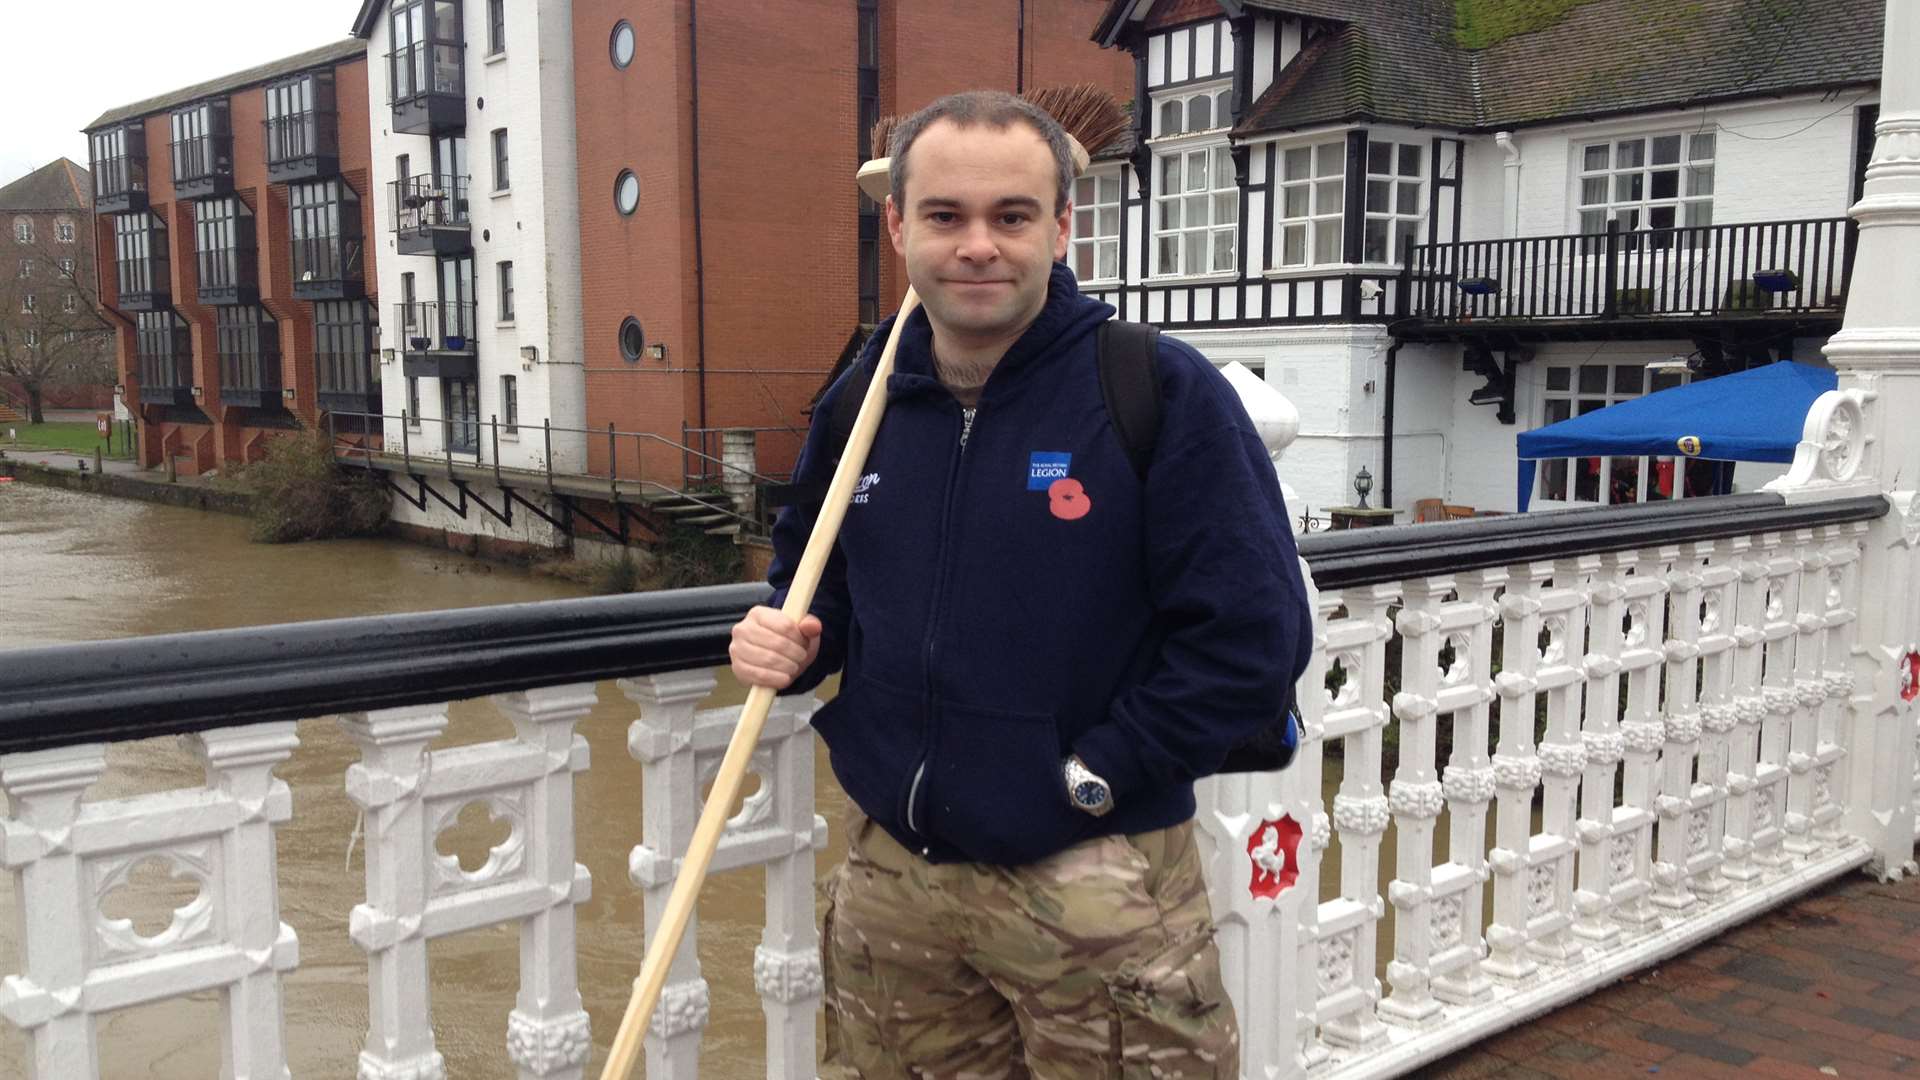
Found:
[0,420,135,459]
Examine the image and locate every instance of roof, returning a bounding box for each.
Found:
[85,38,364,131]
[0,159,90,214]
[351,0,385,38]
[1095,0,1884,135]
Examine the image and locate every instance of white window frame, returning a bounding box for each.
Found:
[13,218,31,244]
[23,329,38,348]
[1271,138,1346,269]
[1531,361,1697,509]
[21,294,34,314]
[64,292,77,313]
[58,258,74,278]
[1068,169,1122,284]
[1147,81,1238,280]
[1361,137,1425,264]
[55,220,75,243]
[1152,85,1233,140]
[1576,130,1716,238]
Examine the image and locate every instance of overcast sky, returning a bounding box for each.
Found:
[0,1,361,187]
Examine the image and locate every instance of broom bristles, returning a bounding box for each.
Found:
[867,85,1129,173]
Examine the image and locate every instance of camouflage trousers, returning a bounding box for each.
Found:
[821,812,1239,1079]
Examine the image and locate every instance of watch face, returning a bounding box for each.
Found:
[1072,779,1108,808]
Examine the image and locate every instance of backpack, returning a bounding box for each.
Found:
[817,319,1298,775]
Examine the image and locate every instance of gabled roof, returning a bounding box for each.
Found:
[351,0,386,39]
[84,38,364,131]
[1095,0,1884,135]
[0,159,90,213]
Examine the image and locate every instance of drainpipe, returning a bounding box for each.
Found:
[1015,0,1026,93]
[1495,131,1521,238]
[1382,341,1402,509]
[690,0,709,435]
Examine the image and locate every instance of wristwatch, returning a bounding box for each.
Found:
[1063,755,1113,817]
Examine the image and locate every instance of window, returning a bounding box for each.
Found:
[169,101,232,184]
[63,293,76,313]
[290,180,362,286]
[442,377,479,453]
[497,260,514,322]
[619,316,644,361]
[407,376,422,426]
[55,220,74,243]
[1152,145,1236,276]
[610,20,636,68]
[16,258,29,279]
[21,294,35,314]
[136,311,189,389]
[615,170,640,215]
[856,0,880,320]
[1154,86,1234,138]
[114,214,168,301]
[486,0,505,55]
[195,197,255,300]
[13,218,31,244]
[23,329,37,349]
[491,129,509,192]
[90,125,147,200]
[216,306,279,400]
[1363,139,1424,264]
[1578,132,1715,238]
[1069,171,1121,282]
[265,74,337,166]
[58,258,74,277]
[391,0,463,101]
[315,299,378,409]
[401,272,418,337]
[500,373,518,433]
[1535,362,1703,506]
[1274,141,1346,268]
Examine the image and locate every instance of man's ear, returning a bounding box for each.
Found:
[1052,199,1071,262]
[886,195,907,256]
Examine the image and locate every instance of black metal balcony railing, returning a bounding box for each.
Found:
[1400,217,1855,326]
[137,324,194,407]
[390,176,471,256]
[398,300,477,352]
[218,317,283,409]
[170,135,235,197]
[116,257,172,312]
[292,235,365,300]
[264,110,341,181]
[198,245,260,306]
[91,153,149,214]
[387,41,465,135]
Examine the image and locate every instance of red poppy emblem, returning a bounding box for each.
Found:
[1047,477,1092,521]
[1246,815,1302,900]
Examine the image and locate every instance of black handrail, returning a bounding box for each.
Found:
[1405,217,1852,323]
[0,492,1886,752]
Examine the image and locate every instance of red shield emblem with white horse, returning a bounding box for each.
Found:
[1246,815,1303,900]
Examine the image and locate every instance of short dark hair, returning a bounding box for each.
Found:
[888,90,1074,216]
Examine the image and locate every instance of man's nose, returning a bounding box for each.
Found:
[955,220,999,263]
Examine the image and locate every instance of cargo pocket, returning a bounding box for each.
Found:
[923,700,1086,865]
[1103,927,1237,1080]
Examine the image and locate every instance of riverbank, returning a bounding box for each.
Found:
[0,451,253,516]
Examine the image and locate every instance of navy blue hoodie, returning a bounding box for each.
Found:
[769,262,1312,866]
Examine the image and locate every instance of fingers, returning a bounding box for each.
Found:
[730,606,816,689]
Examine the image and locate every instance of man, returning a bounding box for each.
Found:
[730,90,1311,1079]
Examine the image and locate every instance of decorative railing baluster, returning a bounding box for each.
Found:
[1721,538,1770,883]
[1431,569,1500,1006]
[1379,577,1449,1025]
[1814,525,1864,847]
[1572,552,1629,947]
[1486,563,1549,984]
[1530,557,1594,963]
[1754,537,1800,872]
[1612,548,1669,931]
[1653,543,1710,913]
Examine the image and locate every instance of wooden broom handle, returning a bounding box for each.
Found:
[598,288,921,1080]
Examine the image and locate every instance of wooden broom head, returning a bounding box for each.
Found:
[869,114,900,163]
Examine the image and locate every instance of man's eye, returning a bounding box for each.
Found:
[999,213,1030,226]
[929,212,958,224]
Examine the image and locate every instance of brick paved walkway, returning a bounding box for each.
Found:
[1429,870,1920,1079]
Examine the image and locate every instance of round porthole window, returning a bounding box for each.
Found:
[619,316,645,362]
[611,21,636,69]
[615,170,640,215]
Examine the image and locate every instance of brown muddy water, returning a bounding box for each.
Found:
[0,483,1426,1078]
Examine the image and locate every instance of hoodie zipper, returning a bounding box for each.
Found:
[904,400,975,844]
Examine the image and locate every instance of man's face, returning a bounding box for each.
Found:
[886,119,1070,349]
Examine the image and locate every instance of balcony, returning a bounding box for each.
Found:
[292,235,365,301]
[135,313,193,407]
[89,123,149,215]
[114,215,171,313]
[264,110,341,183]
[1397,217,1855,342]
[390,175,471,256]
[399,299,477,380]
[216,308,282,408]
[387,36,465,136]
[196,201,260,307]
[171,133,235,200]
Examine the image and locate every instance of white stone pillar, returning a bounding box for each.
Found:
[1823,0,1920,879]
[495,684,597,1080]
[623,672,717,1080]
[188,723,301,1080]
[721,429,757,509]
[0,744,108,1080]
[341,705,450,1080]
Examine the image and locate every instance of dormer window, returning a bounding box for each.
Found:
[89,124,149,214]
[170,100,234,198]
[1154,87,1233,139]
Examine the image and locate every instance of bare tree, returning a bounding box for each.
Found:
[0,234,115,424]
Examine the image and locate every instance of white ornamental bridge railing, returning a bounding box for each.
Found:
[3,470,1917,1079]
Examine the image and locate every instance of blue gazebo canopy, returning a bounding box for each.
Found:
[1517,361,1837,510]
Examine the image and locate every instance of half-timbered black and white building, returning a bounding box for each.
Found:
[1085,0,1883,516]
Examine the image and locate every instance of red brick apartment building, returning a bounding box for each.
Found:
[569,0,1130,483]
[86,40,378,475]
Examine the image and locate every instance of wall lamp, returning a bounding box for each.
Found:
[282,387,297,402]
[520,345,539,370]
[381,348,397,365]
[191,386,203,399]
[113,383,125,396]
[647,342,667,360]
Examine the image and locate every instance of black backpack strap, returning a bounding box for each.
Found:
[764,352,881,510]
[1096,320,1162,482]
